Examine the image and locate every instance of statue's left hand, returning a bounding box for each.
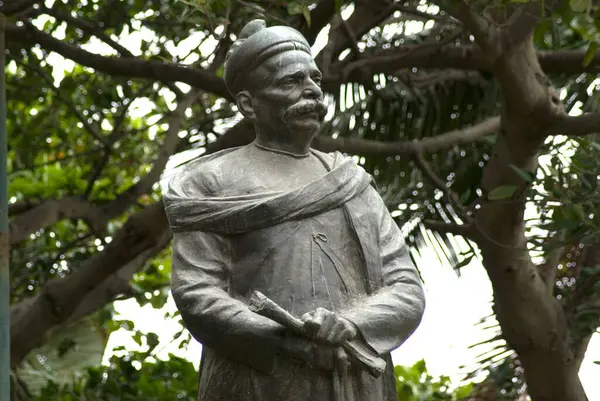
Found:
[301,307,358,345]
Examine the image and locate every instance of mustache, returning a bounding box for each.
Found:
[282,99,327,123]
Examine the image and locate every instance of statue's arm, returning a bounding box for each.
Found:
[170,230,285,373]
[340,192,426,356]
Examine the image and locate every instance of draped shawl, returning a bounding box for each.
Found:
[164,148,374,235]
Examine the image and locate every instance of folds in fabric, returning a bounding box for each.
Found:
[164,147,374,235]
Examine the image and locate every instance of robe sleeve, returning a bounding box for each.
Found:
[340,192,426,356]
[170,230,285,373]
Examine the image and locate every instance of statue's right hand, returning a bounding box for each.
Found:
[278,333,345,371]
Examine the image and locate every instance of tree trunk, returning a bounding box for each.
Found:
[473,34,589,401]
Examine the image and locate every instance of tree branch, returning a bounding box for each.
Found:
[423,219,475,239]
[539,229,566,293]
[63,228,171,326]
[103,90,200,219]
[8,90,197,246]
[84,84,153,198]
[324,46,600,91]
[9,197,105,246]
[5,22,231,100]
[22,51,107,145]
[413,151,472,222]
[392,4,448,22]
[501,0,560,47]
[209,115,499,161]
[294,0,349,45]
[314,115,500,155]
[0,0,39,15]
[42,5,134,57]
[431,0,494,51]
[8,201,38,216]
[10,202,169,366]
[552,112,600,137]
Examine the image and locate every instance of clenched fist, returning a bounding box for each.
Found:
[301,307,358,345]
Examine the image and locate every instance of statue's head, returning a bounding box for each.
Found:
[224,20,327,142]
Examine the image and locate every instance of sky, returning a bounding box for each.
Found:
[27,0,600,398]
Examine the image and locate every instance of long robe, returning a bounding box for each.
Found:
[164,145,426,401]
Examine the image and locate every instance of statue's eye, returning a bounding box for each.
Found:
[313,76,322,86]
[280,77,296,87]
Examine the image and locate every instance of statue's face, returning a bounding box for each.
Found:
[241,50,326,137]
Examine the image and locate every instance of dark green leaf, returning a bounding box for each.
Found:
[488,185,518,200]
[509,164,536,183]
[583,42,599,67]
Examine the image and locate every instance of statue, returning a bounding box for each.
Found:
[163,19,426,401]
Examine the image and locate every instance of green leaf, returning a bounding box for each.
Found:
[488,185,518,200]
[593,281,600,294]
[583,42,598,67]
[146,332,160,352]
[455,383,474,399]
[133,331,143,346]
[570,0,591,12]
[302,8,311,26]
[509,164,535,183]
[459,188,472,204]
[287,2,303,15]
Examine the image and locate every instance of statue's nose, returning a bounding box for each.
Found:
[303,79,323,100]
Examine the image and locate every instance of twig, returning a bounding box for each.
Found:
[21,49,108,145]
[430,0,495,54]
[391,4,448,22]
[423,219,475,239]
[413,151,472,223]
[43,5,134,57]
[539,229,566,293]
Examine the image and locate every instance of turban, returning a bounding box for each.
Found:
[224,19,312,96]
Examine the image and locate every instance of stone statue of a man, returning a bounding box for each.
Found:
[163,19,426,401]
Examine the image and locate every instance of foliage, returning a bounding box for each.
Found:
[395,360,473,401]
[16,353,474,401]
[33,352,198,401]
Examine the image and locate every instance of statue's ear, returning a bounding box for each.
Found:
[236,91,256,121]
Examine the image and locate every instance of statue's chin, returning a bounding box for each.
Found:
[286,113,321,133]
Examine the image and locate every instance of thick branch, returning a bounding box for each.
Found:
[553,112,600,137]
[8,201,38,216]
[9,91,196,246]
[320,0,393,62]
[9,197,105,246]
[10,202,169,366]
[209,115,499,161]
[432,0,493,51]
[294,0,349,45]
[325,46,600,91]
[64,229,171,326]
[473,70,587,401]
[502,0,560,47]
[314,115,500,155]
[423,219,475,239]
[5,22,231,100]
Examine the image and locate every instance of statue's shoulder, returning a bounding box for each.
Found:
[310,148,349,168]
[166,146,247,197]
